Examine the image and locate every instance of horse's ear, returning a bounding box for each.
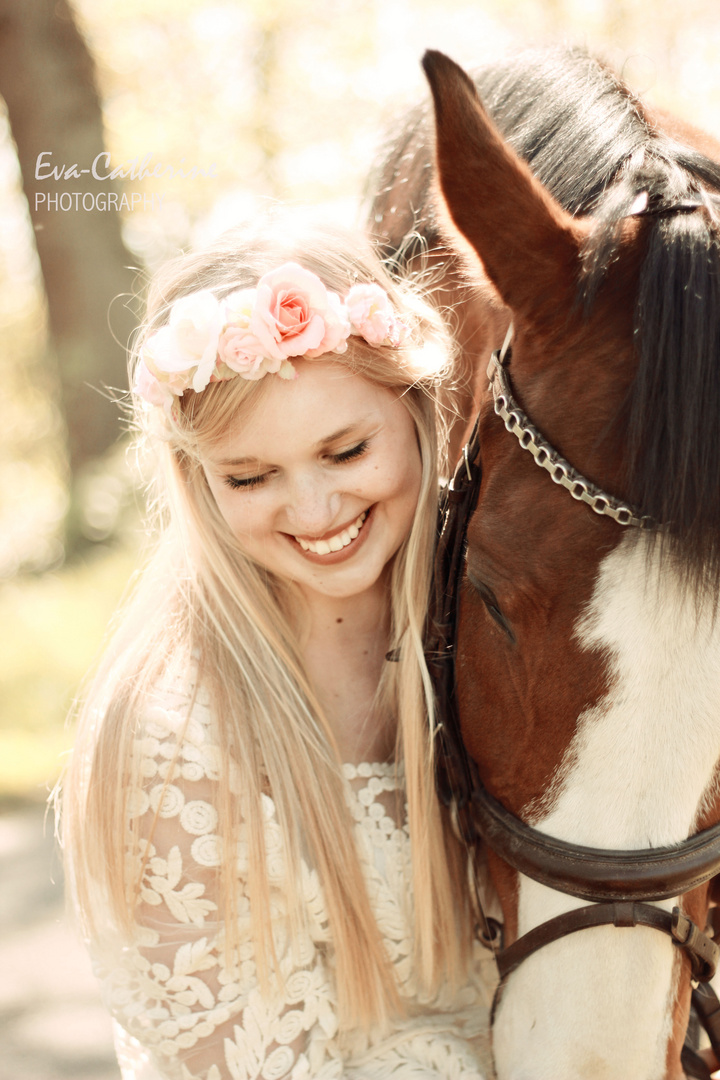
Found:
[422,50,584,320]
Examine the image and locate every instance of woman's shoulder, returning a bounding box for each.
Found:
[136,646,211,724]
[130,651,225,781]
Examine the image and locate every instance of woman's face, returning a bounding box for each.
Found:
[201,360,423,603]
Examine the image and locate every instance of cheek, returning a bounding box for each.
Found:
[355,436,421,511]
[209,485,238,533]
[387,454,422,532]
[207,482,264,544]
[455,582,518,777]
[390,437,423,504]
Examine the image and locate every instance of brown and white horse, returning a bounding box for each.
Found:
[369,48,720,1079]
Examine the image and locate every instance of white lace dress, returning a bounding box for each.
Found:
[88,669,495,1080]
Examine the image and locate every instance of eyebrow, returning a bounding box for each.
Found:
[214,420,371,468]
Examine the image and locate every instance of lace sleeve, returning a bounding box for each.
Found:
[94,673,344,1080]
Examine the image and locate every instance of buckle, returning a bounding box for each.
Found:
[672,907,720,982]
[463,443,472,482]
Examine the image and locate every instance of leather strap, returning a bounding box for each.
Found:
[497,903,719,985]
[425,414,482,816]
[470,778,720,903]
[492,903,720,1034]
[692,982,720,1055]
[681,1046,714,1080]
[677,981,720,1078]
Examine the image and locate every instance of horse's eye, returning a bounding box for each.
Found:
[467,573,515,642]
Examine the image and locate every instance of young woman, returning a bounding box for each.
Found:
[62,219,494,1079]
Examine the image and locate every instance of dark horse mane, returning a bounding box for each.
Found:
[368,46,720,592]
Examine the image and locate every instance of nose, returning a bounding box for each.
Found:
[282,470,343,538]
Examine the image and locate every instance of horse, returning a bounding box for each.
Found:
[367,46,720,1080]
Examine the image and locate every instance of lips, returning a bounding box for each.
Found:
[286,506,374,564]
[295,510,368,555]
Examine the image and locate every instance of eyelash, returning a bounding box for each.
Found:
[332,439,369,464]
[224,473,266,490]
[223,439,370,491]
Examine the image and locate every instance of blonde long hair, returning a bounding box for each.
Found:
[62,219,471,1029]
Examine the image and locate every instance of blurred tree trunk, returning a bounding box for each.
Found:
[0,0,138,485]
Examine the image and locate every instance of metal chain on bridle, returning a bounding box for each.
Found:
[425,326,720,1079]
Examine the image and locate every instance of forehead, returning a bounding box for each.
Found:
[205,360,403,460]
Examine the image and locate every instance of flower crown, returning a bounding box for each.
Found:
[134,261,409,413]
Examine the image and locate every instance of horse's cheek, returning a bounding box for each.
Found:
[454,591,494,767]
[454,584,519,780]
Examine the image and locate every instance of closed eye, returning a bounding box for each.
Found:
[467,572,515,642]
[221,440,369,491]
[224,472,269,490]
[330,439,369,464]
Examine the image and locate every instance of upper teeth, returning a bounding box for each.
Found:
[297,511,368,555]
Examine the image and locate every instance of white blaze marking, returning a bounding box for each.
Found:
[493,535,720,1079]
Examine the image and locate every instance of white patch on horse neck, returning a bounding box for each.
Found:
[493,534,720,1080]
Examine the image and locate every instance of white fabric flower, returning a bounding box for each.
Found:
[149,784,185,818]
[179,800,218,836]
[191,834,221,867]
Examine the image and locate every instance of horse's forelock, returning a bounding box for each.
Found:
[574,140,720,594]
[629,202,720,594]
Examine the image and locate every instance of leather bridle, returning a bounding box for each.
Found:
[426,334,720,1077]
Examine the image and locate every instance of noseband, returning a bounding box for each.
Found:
[426,333,720,1076]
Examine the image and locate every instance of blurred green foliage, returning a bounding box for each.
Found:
[0,545,137,801]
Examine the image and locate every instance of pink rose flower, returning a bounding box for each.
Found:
[250,263,332,360]
[218,326,266,376]
[346,283,407,346]
[229,354,275,381]
[304,289,351,358]
[218,288,265,376]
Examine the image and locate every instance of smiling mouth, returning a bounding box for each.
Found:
[294,510,368,555]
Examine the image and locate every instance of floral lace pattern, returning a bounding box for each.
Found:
[89,668,494,1080]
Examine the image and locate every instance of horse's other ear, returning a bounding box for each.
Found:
[422,50,585,323]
